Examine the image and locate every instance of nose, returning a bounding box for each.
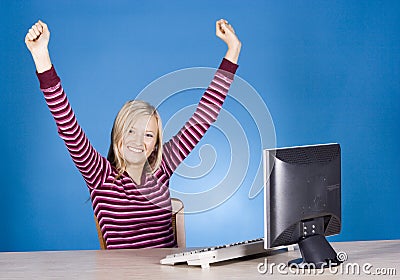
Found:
[130,131,144,145]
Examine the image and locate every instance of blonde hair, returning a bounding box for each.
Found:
[107,100,163,177]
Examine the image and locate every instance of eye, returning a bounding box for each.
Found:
[128,129,134,134]
[145,133,154,138]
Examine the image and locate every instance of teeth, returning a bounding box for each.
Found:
[128,146,144,153]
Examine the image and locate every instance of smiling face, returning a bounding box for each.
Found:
[108,100,163,177]
[121,115,159,169]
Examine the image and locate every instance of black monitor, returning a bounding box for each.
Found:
[263,143,342,268]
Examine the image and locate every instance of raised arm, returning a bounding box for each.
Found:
[160,19,241,175]
[25,20,108,190]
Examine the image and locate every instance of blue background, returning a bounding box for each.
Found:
[1,0,399,251]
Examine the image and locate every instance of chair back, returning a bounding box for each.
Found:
[94,215,107,250]
[95,197,186,249]
[171,197,186,248]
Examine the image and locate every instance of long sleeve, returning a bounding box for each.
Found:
[37,67,108,189]
[161,58,238,176]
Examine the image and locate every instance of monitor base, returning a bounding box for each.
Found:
[289,234,342,269]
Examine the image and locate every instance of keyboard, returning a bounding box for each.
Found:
[160,238,295,269]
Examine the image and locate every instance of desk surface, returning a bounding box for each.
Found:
[1,240,399,279]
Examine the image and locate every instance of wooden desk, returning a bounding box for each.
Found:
[0,240,399,279]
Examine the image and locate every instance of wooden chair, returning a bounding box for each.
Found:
[171,198,186,248]
[94,215,107,250]
[94,197,186,249]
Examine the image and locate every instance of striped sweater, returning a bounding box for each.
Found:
[37,58,238,249]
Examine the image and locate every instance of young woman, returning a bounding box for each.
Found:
[25,19,241,249]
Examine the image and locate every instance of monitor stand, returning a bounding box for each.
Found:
[289,234,342,269]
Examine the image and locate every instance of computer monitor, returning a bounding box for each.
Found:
[263,143,342,268]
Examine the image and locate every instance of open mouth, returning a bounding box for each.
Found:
[127,146,144,153]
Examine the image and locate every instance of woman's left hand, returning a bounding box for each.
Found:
[216,19,241,64]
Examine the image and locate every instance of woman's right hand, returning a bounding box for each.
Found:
[25,20,52,73]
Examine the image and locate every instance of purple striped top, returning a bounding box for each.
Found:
[36,58,238,249]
